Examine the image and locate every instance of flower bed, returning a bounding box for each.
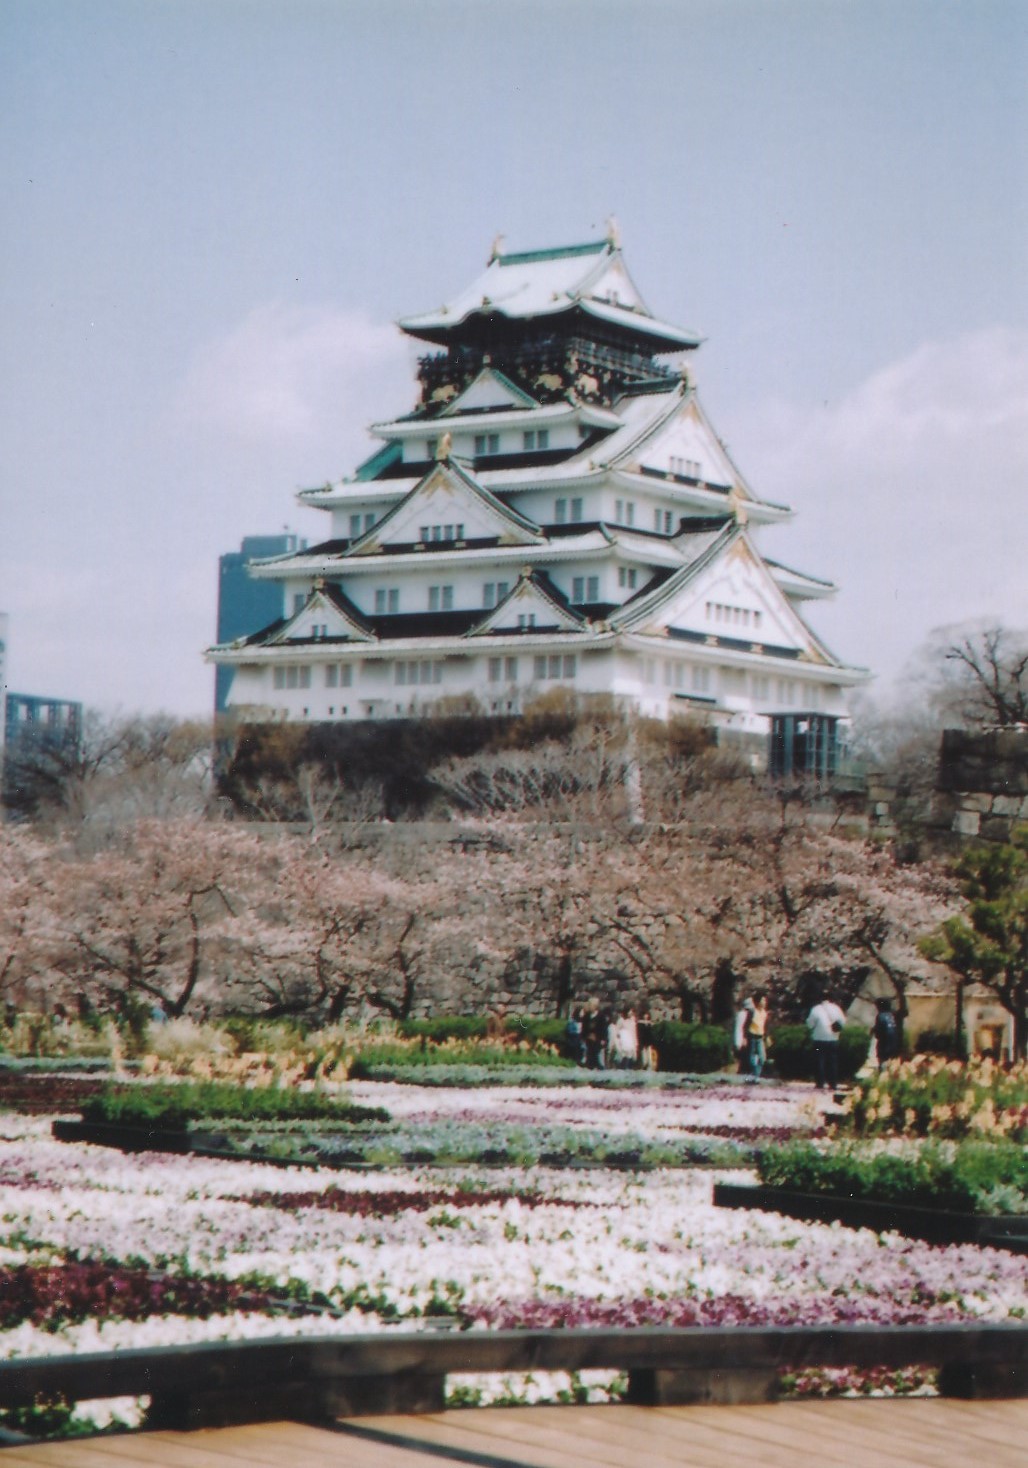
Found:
[846,1057,1028,1143]
[3,1080,1026,1434]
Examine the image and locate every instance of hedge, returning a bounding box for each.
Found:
[757,1138,1028,1216]
[769,1024,870,1082]
[80,1082,390,1129]
[649,1021,733,1074]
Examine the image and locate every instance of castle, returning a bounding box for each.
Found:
[208,229,865,776]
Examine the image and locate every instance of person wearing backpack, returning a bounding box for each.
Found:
[872,997,899,1067]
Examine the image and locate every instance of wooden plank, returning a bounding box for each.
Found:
[643,1401,879,1467]
[795,1397,1028,1458]
[412,1405,695,1468]
[712,1400,956,1468]
[628,1404,882,1468]
[457,1404,799,1468]
[4,1399,1028,1467]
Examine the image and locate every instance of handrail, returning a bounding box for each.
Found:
[0,1322,1025,1426]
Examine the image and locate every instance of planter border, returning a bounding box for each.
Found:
[713,1181,1028,1252]
[0,1322,1024,1427]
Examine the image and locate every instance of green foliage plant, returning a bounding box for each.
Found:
[758,1137,1028,1215]
[80,1081,390,1130]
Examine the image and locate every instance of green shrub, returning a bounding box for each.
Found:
[758,1138,1028,1215]
[649,1021,733,1074]
[769,1024,870,1082]
[913,1028,961,1058]
[80,1082,389,1129]
[348,1040,571,1075]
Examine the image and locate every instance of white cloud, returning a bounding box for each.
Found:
[172,302,410,445]
[733,327,1028,691]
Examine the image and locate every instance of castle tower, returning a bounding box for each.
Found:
[207,235,866,773]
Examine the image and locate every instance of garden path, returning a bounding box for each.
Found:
[0,1399,1025,1467]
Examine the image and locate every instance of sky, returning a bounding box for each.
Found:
[1,0,1025,719]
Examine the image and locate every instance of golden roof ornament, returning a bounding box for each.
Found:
[488,233,505,263]
[728,486,749,527]
[436,432,452,462]
[605,214,621,249]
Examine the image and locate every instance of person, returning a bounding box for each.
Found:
[565,1008,586,1066]
[733,998,755,1074]
[806,991,847,1089]
[582,1001,607,1070]
[872,997,899,1068]
[637,1009,657,1071]
[746,992,768,1082]
[609,1007,639,1070]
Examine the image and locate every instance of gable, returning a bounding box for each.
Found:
[473,574,585,636]
[269,585,374,645]
[350,463,542,554]
[442,368,537,416]
[584,254,648,313]
[631,397,736,489]
[619,536,836,663]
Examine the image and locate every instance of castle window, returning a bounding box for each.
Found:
[572,576,584,602]
[554,498,567,523]
[488,656,518,683]
[428,585,454,612]
[293,593,305,614]
[693,667,710,693]
[364,513,375,531]
[326,665,338,688]
[618,567,638,590]
[523,428,549,451]
[587,575,599,601]
[349,513,362,537]
[570,497,583,522]
[397,661,443,687]
[474,432,500,455]
[518,612,536,630]
[484,580,511,607]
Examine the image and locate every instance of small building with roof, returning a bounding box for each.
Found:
[207,229,867,775]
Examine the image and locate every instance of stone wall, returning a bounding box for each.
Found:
[928,727,1028,843]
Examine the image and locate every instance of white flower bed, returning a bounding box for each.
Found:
[0,1081,1023,1416]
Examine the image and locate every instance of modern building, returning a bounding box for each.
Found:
[208,230,866,773]
[0,612,7,755]
[2,693,83,815]
[215,534,306,713]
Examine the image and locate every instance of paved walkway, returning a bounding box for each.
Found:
[1,1399,1026,1466]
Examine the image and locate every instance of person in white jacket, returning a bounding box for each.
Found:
[806,994,847,1089]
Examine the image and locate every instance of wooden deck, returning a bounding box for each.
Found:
[1,1399,1027,1467]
